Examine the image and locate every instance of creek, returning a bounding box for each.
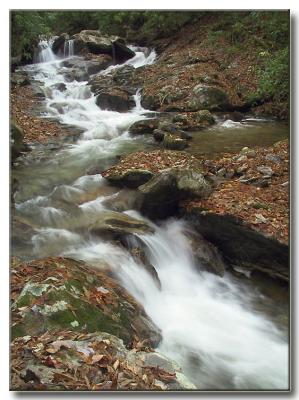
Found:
[11,41,289,390]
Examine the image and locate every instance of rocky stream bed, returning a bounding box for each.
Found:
[10,30,289,391]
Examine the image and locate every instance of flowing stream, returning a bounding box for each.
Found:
[12,41,289,390]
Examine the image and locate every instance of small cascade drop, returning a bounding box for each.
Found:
[63,39,75,58]
[34,39,57,63]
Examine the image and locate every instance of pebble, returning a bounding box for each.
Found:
[216,167,226,177]
[254,213,268,224]
[237,155,248,162]
[257,165,274,177]
[265,154,282,163]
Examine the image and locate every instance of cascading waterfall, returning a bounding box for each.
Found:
[63,39,75,58]
[34,39,57,63]
[14,41,288,390]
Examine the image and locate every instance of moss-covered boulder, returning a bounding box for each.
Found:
[11,257,161,347]
[188,85,230,111]
[163,133,188,150]
[193,110,215,125]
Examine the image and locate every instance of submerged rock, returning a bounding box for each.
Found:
[89,210,154,237]
[163,133,189,150]
[11,257,161,346]
[61,55,113,75]
[50,82,67,92]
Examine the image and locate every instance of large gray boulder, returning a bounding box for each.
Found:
[187,85,230,111]
[138,169,211,219]
[72,30,135,63]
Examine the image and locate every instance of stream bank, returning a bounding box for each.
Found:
[10,29,289,391]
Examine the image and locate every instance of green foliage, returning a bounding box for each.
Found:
[258,47,289,103]
[11,11,51,59]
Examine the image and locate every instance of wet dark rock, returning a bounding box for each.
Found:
[104,169,154,189]
[138,169,210,219]
[139,171,180,219]
[96,88,135,112]
[50,82,67,92]
[49,102,69,114]
[89,210,154,238]
[153,129,166,142]
[189,234,227,276]
[11,55,22,72]
[52,33,69,54]
[126,242,161,289]
[129,118,160,135]
[11,121,30,162]
[185,210,289,282]
[112,39,136,63]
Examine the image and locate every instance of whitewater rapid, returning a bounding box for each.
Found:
[14,41,289,390]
